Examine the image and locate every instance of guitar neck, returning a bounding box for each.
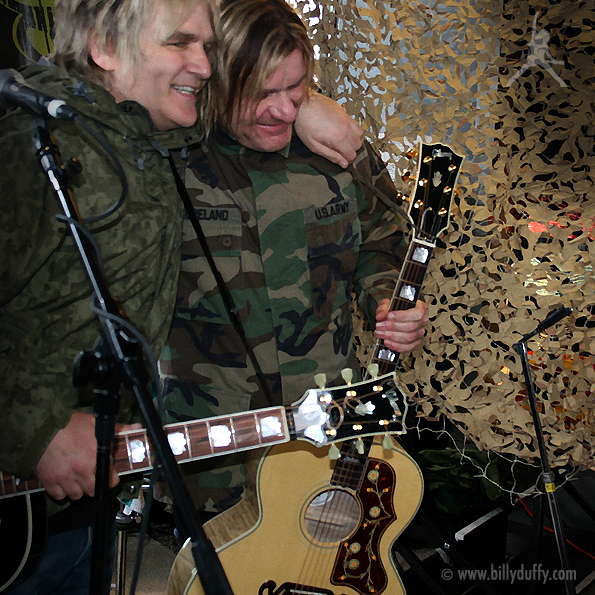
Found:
[337,142,462,486]
[367,235,435,376]
[0,406,291,500]
[340,233,437,479]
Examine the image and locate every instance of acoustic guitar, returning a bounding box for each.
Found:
[171,142,463,595]
[0,370,408,592]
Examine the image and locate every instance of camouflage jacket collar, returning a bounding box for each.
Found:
[19,64,202,151]
[212,128,291,158]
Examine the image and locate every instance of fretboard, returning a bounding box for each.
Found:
[334,237,436,488]
[0,406,290,499]
[368,236,435,377]
[332,436,375,488]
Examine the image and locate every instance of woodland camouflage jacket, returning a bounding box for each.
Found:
[159,133,407,511]
[0,65,201,479]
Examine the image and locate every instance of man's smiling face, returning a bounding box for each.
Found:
[100,1,214,130]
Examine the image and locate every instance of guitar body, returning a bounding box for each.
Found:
[1,373,409,591]
[172,437,423,595]
[0,493,47,592]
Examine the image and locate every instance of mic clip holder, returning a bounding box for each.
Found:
[30,115,234,595]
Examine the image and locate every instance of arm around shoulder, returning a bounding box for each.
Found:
[294,91,363,168]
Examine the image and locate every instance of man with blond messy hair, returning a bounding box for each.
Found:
[160,0,428,521]
[0,0,362,592]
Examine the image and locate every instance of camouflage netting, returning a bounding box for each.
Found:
[293,0,595,472]
[12,0,595,477]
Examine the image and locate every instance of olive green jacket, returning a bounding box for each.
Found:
[0,65,201,479]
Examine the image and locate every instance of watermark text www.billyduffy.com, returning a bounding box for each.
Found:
[441,563,577,585]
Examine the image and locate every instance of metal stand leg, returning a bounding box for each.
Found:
[114,528,128,595]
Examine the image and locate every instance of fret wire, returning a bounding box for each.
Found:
[254,412,263,445]
[230,417,238,449]
[184,422,192,459]
[403,263,434,277]
[403,257,431,271]
[285,406,295,436]
[401,274,426,287]
[125,434,133,471]
[206,421,214,453]
[144,430,152,468]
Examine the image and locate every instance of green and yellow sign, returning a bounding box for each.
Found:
[1,0,55,68]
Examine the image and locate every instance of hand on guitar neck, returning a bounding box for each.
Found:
[374,299,428,353]
[35,411,142,501]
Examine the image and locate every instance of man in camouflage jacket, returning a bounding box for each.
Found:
[160,0,428,514]
[0,1,212,592]
[0,0,365,590]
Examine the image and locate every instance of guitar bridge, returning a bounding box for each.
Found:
[259,581,335,595]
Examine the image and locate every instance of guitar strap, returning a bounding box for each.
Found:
[167,154,275,407]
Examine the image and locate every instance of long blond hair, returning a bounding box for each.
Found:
[199,0,314,135]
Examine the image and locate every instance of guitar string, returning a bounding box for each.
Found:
[317,441,368,591]
[301,151,458,593]
[294,406,372,591]
[303,396,380,591]
[298,150,460,591]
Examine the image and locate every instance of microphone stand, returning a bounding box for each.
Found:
[30,116,234,595]
[512,307,575,595]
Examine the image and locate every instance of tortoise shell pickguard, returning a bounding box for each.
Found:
[330,457,396,594]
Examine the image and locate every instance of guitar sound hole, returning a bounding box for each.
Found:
[303,489,360,543]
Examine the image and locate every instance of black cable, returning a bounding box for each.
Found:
[72,114,128,225]
[54,214,105,268]
[167,153,276,407]
[89,306,164,416]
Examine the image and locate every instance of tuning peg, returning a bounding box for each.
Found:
[341,368,354,386]
[401,170,413,184]
[423,156,433,163]
[383,433,394,450]
[367,363,379,379]
[314,373,327,389]
[356,437,365,454]
[405,149,418,159]
[329,443,341,460]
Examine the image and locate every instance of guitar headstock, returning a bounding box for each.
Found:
[404,143,463,242]
[291,372,407,445]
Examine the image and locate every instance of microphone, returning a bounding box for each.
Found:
[521,306,573,342]
[0,69,77,121]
